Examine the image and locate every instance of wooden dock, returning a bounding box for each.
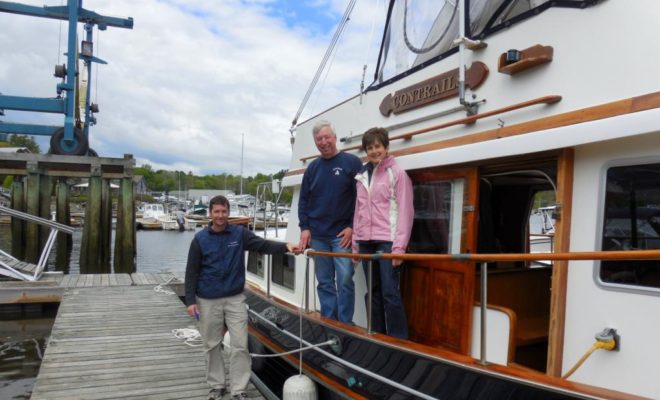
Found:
[0,272,185,304]
[27,284,266,400]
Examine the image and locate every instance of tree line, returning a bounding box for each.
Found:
[0,135,291,204]
[135,165,292,204]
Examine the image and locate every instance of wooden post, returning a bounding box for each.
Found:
[25,162,40,263]
[114,175,136,273]
[100,179,112,272]
[38,174,52,255]
[55,179,72,272]
[10,177,25,259]
[80,165,103,273]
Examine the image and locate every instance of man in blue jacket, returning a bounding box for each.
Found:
[185,195,297,400]
[298,120,363,324]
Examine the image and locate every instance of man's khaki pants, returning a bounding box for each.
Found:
[197,294,251,396]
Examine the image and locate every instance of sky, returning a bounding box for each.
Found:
[0,0,387,176]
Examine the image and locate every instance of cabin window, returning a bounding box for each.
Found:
[247,251,264,278]
[600,163,660,290]
[271,253,295,290]
[409,179,464,254]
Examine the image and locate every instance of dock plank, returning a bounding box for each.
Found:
[30,286,206,399]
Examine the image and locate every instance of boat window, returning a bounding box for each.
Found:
[409,179,464,254]
[247,251,264,278]
[599,163,660,290]
[271,253,295,290]
[373,0,591,88]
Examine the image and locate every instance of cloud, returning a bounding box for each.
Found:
[0,0,385,176]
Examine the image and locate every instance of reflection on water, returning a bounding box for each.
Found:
[0,304,57,400]
[0,338,47,399]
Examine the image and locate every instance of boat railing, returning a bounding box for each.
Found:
[299,248,660,367]
[0,204,74,281]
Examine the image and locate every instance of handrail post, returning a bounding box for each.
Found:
[479,261,488,365]
[367,258,373,335]
[266,254,271,299]
[304,253,311,313]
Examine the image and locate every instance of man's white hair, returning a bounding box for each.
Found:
[312,120,335,137]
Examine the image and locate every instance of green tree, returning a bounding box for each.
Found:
[8,134,40,153]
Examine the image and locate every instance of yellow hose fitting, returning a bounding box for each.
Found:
[562,328,619,380]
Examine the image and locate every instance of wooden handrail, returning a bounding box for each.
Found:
[305,248,660,263]
[299,95,562,162]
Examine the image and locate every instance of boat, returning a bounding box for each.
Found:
[243,1,660,399]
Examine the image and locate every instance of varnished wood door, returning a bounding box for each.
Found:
[403,167,478,355]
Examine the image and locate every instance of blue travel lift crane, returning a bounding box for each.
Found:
[0,1,133,155]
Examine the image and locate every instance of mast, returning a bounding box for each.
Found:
[240,133,244,195]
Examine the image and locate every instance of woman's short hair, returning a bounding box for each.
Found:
[361,127,389,151]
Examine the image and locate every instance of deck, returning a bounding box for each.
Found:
[0,272,185,304]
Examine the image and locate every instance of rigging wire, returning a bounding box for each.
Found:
[290,0,357,132]
[360,0,382,103]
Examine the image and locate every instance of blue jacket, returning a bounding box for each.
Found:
[185,224,287,305]
[298,151,363,239]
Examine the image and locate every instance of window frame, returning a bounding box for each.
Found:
[594,156,660,296]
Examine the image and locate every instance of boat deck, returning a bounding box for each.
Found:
[27,284,266,400]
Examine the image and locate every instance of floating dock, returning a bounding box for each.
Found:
[1,275,268,399]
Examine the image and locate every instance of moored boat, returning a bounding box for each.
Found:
[245,1,660,399]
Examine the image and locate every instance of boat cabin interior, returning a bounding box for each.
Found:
[401,151,562,373]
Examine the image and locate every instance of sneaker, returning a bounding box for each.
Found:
[208,388,226,400]
[231,393,248,400]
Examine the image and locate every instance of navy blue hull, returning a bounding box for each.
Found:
[245,291,590,400]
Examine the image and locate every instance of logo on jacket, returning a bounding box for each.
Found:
[228,241,239,247]
[333,167,343,176]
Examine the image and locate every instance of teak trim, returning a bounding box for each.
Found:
[287,91,660,177]
[547,148,573,377]
[498,45,553,75]
[299,95,561,162]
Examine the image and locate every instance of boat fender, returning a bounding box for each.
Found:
[282,374,317,400]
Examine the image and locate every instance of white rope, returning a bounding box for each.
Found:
[154,274,179,295]
[172,328,204,347]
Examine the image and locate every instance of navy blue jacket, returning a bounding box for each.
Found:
[185,224,287,305]
[298,151,362,239]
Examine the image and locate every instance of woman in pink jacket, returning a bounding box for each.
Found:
[352,127,414,339]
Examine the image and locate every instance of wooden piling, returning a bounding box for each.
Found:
[114,176,136,273]
[10,177,25,259]
[55,179,72,272]
[100,179,112,272]
[80,166,103,273]
[25,162,40,263]
[38,174,52,255]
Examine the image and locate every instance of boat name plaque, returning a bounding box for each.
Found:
[379,62,488,116]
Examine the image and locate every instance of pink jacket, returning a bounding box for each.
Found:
[352,156,414,255]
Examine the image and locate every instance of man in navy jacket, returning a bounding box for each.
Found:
[298,120,362,324]
[185,195,297,400]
